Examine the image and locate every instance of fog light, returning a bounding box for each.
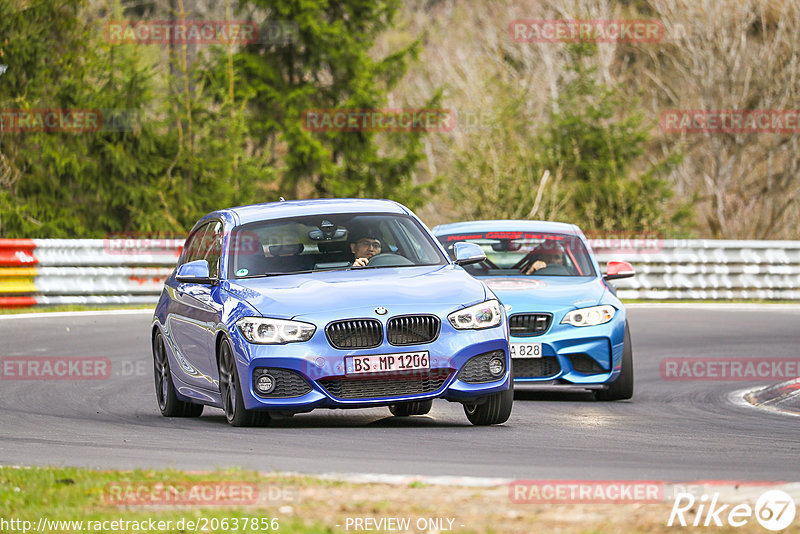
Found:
[488,357,505,377]
[255,374,276,394]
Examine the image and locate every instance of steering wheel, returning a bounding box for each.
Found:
[366,252,414,267]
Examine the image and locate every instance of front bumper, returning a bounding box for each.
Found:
[510,316,626,386]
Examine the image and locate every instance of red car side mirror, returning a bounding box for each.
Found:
[604,260,635,281]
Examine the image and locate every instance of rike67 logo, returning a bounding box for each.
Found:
[668,489,796,531]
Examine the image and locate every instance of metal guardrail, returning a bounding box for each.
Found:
[1,238,799,308]
[593,239,800,300]
[0,239,182,307]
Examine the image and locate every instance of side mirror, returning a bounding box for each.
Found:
[176,260,215,285]
[453,242,486,266]
[604,260,635,281]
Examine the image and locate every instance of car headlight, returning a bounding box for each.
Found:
[448,299,503,330]
[236,317,316,344]
[561,305,615,327]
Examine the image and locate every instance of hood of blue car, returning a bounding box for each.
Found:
[481,276,607,314]
[225,265,487,319]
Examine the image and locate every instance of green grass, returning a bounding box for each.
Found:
[1,466,769,533]
[0,466,326,533]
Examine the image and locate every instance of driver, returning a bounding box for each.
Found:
[524,241,566,274]
[349,230,383,267]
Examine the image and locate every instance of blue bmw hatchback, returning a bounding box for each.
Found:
[433,220,634,401]
[152,199,512,426]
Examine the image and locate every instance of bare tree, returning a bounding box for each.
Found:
[640,0,800,238]
[377,0,625,225]
[376,0,800,237]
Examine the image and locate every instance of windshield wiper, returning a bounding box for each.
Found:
[349,262,439,270]
[235,264,438,278]
[235,270,316,279]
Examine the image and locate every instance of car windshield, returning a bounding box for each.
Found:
[228,213,447,278]
[437,231,596,277]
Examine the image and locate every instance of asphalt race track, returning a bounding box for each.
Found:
[1,305,798,481]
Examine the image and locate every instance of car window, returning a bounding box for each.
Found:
[178,222,211,267]
[384,217,441,264]
[201,221,223,278]
[228,213,447,278]
[436,231,597,277]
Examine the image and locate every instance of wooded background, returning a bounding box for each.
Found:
[1,0,797,239]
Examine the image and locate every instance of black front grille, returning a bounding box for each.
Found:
[569,354,607,373]
[387,315,440,346]
[512,357,561,378]
[326,319,383,349]
[252,368,312,398]
[458,350,506,384]
[509,313,552,337]
[319,370,450,400]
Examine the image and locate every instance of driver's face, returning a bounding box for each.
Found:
[351,238,382,258]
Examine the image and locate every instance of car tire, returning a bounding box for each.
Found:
[389,399,433,416]
[595,321,634,401]
[153,331,204,418]
[463,384,513,425]
[219,338,271,427]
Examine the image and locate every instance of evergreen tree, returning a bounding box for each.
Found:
[543,43,685,233]
[0,0,171,237]
[234,0,432,208]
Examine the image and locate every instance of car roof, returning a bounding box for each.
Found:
[203,198,411,227]
[432,220,580,236]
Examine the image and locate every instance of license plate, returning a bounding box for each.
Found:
[510,343,542,359]
[345,351,430,375]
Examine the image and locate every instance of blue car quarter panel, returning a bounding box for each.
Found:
[152,199,511,422]
[432,220,630,390]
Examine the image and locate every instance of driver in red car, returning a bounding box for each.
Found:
[349,230,383,267]
[523,241,567,274]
